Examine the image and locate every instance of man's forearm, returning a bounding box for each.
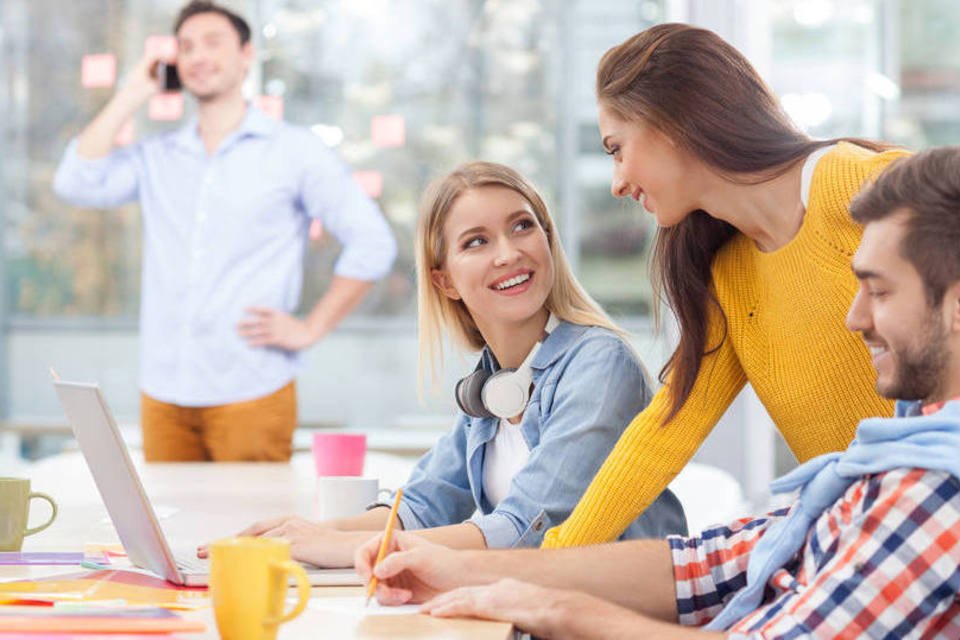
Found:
[327,506,390,532]
[461,539,678,622]
[77,91,145,159]
[410,522,488,550]
[545,591,724,640]
[77,56,158,159]
[303,276,375,343]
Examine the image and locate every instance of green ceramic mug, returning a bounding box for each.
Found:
[0,477,57,551]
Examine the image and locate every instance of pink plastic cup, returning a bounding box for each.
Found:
[311,433,367,477]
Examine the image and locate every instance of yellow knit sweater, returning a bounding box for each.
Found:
[542,142,908,548]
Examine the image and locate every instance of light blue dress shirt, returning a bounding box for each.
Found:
[53,105,397,406]
[374,321,688,548]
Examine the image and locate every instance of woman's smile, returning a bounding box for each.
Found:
[490,270,535,296]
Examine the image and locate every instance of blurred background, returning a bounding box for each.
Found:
[1,0,958,507]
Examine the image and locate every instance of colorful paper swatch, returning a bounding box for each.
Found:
[83,542,126,557]
[0,552,109,566]
[0,605,205,633]
[0,569,207,609]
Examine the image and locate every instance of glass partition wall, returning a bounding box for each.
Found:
[2,0,666,324]
[0,0,668,461]
[1,2,958,475]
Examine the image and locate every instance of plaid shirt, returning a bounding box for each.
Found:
[670,468,960,638]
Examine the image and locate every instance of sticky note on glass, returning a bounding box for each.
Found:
[353,170,384,199]
[81,54,117,88]
[115,120,135,146]
[144,34,178,60]
[309,219,324,242]
[371,114,405,148]
[148,93,184,121]
[255,95,284,120]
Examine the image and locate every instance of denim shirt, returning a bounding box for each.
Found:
[378,321,688,547]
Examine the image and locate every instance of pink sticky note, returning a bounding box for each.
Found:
[115,120,135,146]
[256,95,284,121]
[353,171,384,199]
[148,93,184,121]
[81,54,117,88]
[309,219,324,242]
[371,114,406,148]
[144,35,178,60]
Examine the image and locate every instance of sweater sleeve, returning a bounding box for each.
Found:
[542,304,747,548]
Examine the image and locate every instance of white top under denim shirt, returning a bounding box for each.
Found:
[53,106,396,406]
[373,321,688,548]
[483,417,531,507]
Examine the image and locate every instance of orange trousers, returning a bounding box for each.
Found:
[140,382,297,462]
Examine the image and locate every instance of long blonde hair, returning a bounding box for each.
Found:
[416,161,625,388]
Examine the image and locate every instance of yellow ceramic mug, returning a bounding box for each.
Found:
[209,537,310,640]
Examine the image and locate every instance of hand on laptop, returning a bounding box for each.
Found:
[197,514,372,568]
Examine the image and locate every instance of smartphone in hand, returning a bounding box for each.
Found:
[157,61,182,92]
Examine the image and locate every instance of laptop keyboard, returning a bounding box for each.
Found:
[174,554,208,574]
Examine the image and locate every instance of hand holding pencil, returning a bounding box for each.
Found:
[365,487,404,606]
[354,509,471,607]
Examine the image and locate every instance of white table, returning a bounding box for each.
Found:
[2,451,512,639]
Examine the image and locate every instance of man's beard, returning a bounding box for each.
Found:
[877,311,950,402]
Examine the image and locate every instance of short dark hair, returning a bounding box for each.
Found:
[173,1,251,45]
[850,146,960,306]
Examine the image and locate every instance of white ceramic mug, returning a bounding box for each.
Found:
[315,477,383,520]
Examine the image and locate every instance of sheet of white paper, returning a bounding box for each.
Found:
[307,596,422,616]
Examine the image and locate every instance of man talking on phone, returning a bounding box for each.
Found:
[53,1,396,462]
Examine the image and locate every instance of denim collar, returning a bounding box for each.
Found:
[896,399,923,418]
[477,320,590,374]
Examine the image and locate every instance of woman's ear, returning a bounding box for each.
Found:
[431,269,461,300]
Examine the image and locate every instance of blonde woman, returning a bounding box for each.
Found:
[210,162,686,567]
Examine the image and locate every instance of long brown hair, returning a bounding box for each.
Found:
[416,161,626,392]
[597,23,888,423]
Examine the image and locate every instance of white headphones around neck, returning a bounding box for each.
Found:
[455,314,560,420]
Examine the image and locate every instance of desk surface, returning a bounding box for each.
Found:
[2,452,512,639]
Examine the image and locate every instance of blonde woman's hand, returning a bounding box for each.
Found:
[198,515,358,567]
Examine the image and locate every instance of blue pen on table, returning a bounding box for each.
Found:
[80,559,113,571]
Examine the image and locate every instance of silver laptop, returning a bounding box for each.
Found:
[53,378,362,587]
